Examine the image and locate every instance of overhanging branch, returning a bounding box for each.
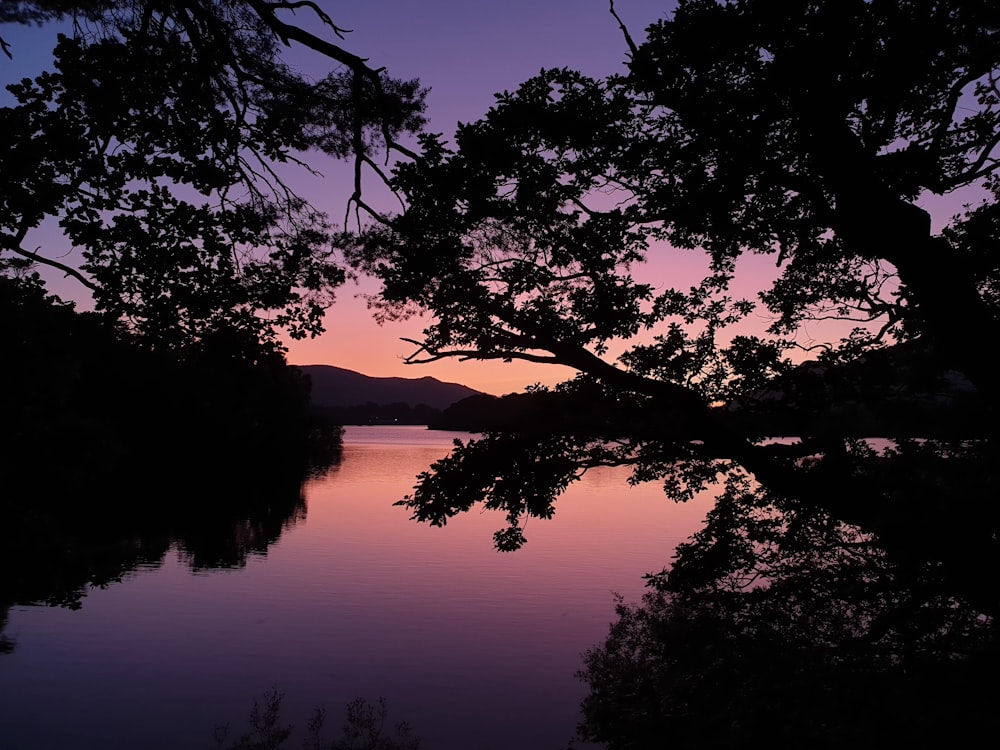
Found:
[609,1,638,59]
[400,338,563,365]
[2,239,98,291]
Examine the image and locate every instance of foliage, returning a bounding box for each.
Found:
[214,690,419,750]
[359,0,1000,385]
[215,689,292,750]
[361,0,1000,562]
[350,0,1000,745]
[1,0,426,352]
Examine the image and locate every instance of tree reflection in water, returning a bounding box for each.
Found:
[578,438,1000,749]
[0,448,340,651]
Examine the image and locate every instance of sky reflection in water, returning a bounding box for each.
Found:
[0,426,712,750]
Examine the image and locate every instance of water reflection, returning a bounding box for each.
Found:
[0,426,713,750]
[577,437,1000,748]
[0,445,338,652]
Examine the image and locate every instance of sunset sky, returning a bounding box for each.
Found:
[277,0,682,394]
[1,1,980,394]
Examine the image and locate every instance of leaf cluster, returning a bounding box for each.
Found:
[356,5,1000,741]
[579,439,1000,748]
[1,0,427,350]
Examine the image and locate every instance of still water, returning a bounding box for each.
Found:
[1,426,713,749]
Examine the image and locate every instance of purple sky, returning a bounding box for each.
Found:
[277,1,682,394]
[2,1,679,394]
[2,2,980,394]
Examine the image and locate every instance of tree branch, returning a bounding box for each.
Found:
[947,126,1000,187]
[2,239,98,291]
[261,1,350,38]
[608,1,638,59]
[399,338,563,365]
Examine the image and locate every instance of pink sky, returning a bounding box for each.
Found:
[2,1,679,395]
[276,0,984,394]
[276,1,682,394]
[2,2,980,395]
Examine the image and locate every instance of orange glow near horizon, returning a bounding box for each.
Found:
[283,289,576,396]
[283,246,816,395]
[8,0,987,399]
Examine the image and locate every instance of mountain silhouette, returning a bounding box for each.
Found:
[299,365,483,411]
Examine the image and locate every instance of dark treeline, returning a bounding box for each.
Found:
[0,271,342,651]
[1,271,343,504]
[433,340,988,438]
[317,402,442,426]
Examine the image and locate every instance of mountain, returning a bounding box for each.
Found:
[298,365,483,411]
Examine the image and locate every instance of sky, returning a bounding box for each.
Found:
[270,0,986,394]
[2,1,684,395]
[0,1,982,395]
[274,0,682,394]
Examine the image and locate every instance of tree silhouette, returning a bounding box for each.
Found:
[1,0,425,351]
[357,0,999,554]
[0,3,378,605]
[349,1,1000,744]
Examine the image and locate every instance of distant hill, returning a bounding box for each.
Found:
[298,365,483,411]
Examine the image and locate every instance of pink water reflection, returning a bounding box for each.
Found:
[0,426,713,750]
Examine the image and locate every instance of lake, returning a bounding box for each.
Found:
[0,426,714,750]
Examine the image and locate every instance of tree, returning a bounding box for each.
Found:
[350,1,1000,744]
[1,0,425,352]
[0,2,416,518]
[213,690,420,750]
[355,0,1000,553]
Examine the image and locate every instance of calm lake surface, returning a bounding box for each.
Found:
[1,426,714,750]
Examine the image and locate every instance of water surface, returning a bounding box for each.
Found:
[1,426,713,749]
